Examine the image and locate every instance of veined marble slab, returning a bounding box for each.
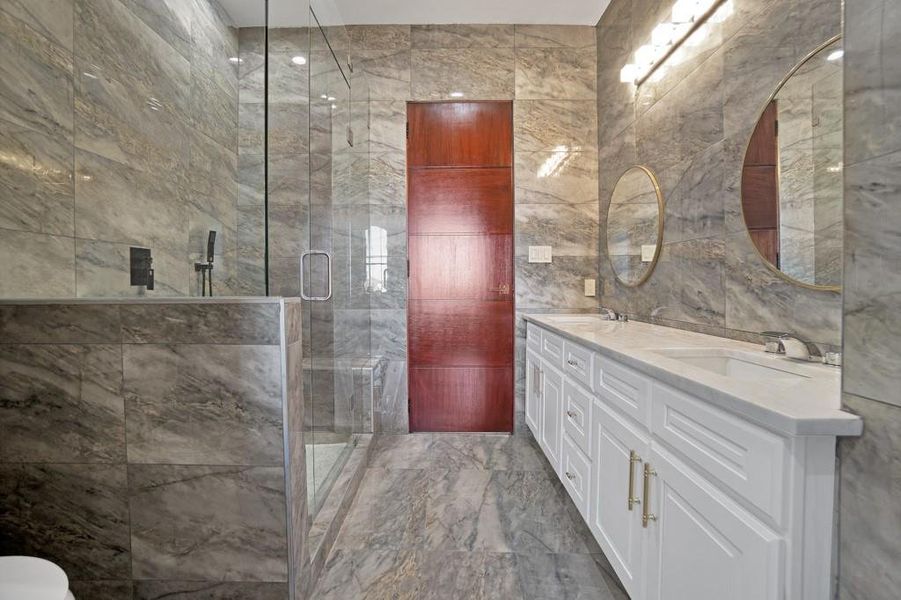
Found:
[523,313,861,437]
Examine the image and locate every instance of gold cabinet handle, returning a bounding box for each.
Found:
[642,462,657,527]
[628,450,642,511]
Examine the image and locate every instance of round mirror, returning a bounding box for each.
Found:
[606,166,664,287]
[740,37,842,291]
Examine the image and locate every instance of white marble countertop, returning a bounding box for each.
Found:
[524,314,862,437]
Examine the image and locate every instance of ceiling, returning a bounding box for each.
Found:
[218,0,611,27]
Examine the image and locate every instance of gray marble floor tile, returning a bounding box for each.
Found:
[516,552,624,600]
[128,465,288,582]
[0,343,125,463]
[412,24,514,49]
[428,469,595,555]
[514,100,598,153]
[124,343,283,465]
[0,229,75,298]
[0,119,74,236]
[412,48,514,101]
[119,302,281,344]
[333,467,430,551]
[514,25,596,49]
[369,434,435,470]
[0,462,130,580]
[0,9,73,143]
[515,47,596,100]
[132,581,288,599]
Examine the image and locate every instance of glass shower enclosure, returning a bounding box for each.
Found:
[264,0,374,534]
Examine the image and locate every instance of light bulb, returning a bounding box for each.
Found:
[291,55,307,65]
[827,50,844,61]
[635,44,656,66]
[652,23,675,47]
[620,64,639,83]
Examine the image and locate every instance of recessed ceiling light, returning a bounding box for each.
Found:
[291,55,307,65]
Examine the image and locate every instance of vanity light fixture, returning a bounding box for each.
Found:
[620,0,733,85]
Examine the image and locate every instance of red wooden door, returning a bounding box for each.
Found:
[407,102,514,432]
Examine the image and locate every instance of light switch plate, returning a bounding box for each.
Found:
[641,244,657,262]
[584,279,596,297]
[528,246,553,263]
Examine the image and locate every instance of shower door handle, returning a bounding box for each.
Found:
[300,251,333,301]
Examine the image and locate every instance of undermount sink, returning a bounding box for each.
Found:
[651,348,817,382]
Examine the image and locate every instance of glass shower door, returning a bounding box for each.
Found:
[303,11,369,520]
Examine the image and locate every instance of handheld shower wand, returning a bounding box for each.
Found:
[195,230,216,297]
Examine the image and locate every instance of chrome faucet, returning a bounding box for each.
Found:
[599,307,618,320]
[761,332,823,362]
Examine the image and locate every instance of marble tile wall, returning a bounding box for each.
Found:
[0,300,296,598]
[595,0,842,347]
[837,0,901,598]
[347,24,599,432]
[0,0,266,298]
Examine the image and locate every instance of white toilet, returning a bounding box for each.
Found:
[0,556,75,600]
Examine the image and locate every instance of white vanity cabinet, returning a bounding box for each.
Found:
[590,399,650,597]
[524,320,848,600]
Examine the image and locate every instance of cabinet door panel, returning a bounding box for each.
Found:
[646,446,783,600]
[539,363,563,475]
[525,349,542,437]
[562,434,592,520]
[563,378,591,455]
[590,400,650,600]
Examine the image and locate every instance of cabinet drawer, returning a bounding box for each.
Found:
[595,356,651,430]
[563,379,591,456]
[540,330,565,369]
[526,322,541,351]
[651,383,788,526]
[563,341,593,391]
[561,434,592,520]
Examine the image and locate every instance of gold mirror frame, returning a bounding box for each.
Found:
[606,165,665,288]
[739,34,843,293]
